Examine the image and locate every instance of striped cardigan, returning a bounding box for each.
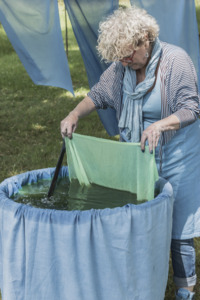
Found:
[88,42,200,145]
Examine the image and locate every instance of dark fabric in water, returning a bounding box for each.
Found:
[12,178,147,210]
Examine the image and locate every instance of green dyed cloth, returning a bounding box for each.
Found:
[65,133,159,201]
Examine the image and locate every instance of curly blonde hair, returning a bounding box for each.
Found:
[97,7,159,62]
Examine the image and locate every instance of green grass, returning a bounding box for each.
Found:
[0,2,200,300]
[196,0,200,33]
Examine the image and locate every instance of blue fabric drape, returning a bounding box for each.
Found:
[64,0,118,88]
[0,167,174,300]
[0,0,74,94]
[64,0,119,135]
[131,0,200,89]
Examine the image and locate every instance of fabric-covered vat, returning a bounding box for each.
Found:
[0,166,173,300]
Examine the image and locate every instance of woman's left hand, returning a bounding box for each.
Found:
[140,122,162,153]
[140,115,181,153]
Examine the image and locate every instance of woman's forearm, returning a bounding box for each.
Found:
[61,96,96,138]
[70,96,96,119]
[155,114,180,131]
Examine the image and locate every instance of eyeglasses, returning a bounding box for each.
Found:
[120,50,136,63]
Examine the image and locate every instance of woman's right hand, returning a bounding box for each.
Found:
[60,112,79,139]
[60,96,96,139]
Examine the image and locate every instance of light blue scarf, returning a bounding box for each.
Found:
[119,38,162,142]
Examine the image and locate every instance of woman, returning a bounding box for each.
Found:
[61,7,200,300]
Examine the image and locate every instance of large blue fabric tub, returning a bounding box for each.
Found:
[0,166,173,300]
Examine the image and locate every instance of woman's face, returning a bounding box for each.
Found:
[120,43,150,71]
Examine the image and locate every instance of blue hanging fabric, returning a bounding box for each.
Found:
[0,0,74,94]
[130,0,200,89]
[64,0,119,136]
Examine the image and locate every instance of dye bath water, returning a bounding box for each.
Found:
[11,178,147,210]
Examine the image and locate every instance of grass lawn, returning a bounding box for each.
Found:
[196,0,200,32]
[0,2,200,300]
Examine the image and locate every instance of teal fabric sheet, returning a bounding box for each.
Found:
[65,133,159,201]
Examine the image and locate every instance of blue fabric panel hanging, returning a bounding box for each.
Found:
[64,0,118,88]
[0,167,174,299]
[130,0,200,89]
[0,0,74,94]
[64,0,119,136]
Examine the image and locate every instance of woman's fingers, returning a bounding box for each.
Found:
[60,113,78,139]
[155,132,160,148]
[140,132,148,152]
[141,124,161,153]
